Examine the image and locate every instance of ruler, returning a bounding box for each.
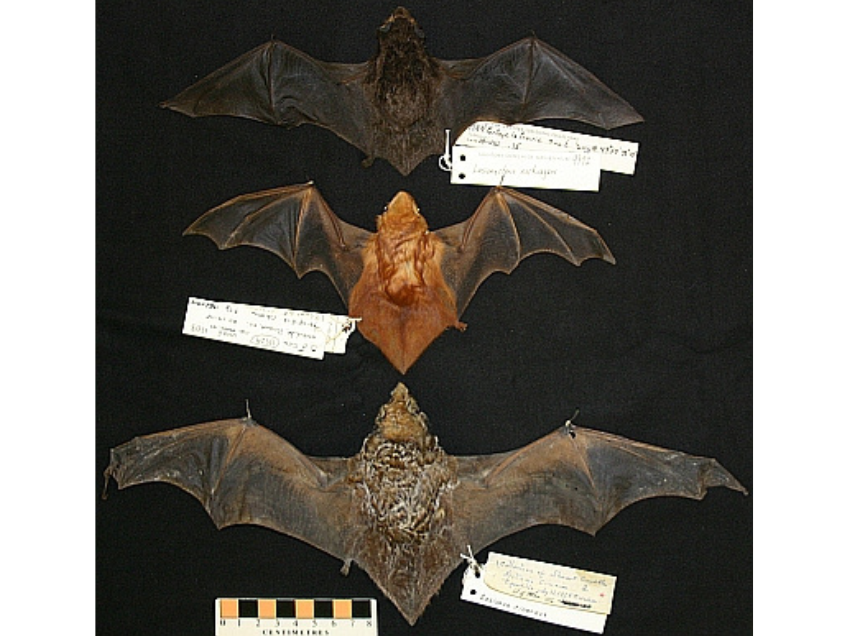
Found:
[215,598,378,635]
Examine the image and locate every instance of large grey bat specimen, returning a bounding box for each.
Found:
[104,383,746,625]
[161,7,643,175]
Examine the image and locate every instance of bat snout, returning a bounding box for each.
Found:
[377,191,429,237]
[386,190,418,212]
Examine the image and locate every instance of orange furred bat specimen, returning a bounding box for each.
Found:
[104,383,747,625]
[161,7,642,175]
[184,183,616,372]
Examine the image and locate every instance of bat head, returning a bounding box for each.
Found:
[371,8,431,87]
[374,382,431,447]
[377,7,425,40]
[377,191,429,240]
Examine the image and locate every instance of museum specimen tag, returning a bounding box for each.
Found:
[215,597,378,636]
[443,121,639,190]
[460,551,616,633]
[449,145,601,190]
[183,297,357,359]
[457,121,639,174]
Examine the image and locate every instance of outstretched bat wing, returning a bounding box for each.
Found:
[440,36,643,136]
[453,424,747,551]
[435,187,616,315]
[104,417,355,561]
[184,182,372,301]
[161,41,376,158]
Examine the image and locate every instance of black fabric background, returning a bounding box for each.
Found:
[96,1,752,634]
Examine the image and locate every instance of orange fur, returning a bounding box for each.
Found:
[349,192,463,372]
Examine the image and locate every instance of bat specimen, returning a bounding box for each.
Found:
[185,182,615,373]
[161,7,643,175]
[104,383,747,625]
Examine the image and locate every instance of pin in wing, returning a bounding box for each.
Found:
[185,183,614,372]
[162,8,642,174]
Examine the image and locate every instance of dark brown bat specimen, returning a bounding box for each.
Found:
[161,7,643,175]
[185,182,615,373]
[104,383,747,625]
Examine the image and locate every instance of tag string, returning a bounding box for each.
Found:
[324,316,360,346]
[460,545,482,575]
[438,129,452,171]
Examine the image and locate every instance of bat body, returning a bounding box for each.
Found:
[161,7,643,174]
[185,182,615,372]
[105,383,747,625]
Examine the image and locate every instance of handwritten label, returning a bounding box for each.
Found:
[484,552,616,614]
[450,146,601,191]
[457,122,639,175]
[183,297,357,359]
[461,552,615,633]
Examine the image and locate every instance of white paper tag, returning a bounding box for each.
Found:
[456,121,639,175]
[461,552,616,633]
[450,145,601,191]
[183,297,357,359]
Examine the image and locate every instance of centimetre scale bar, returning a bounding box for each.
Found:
[216,598,378,636]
